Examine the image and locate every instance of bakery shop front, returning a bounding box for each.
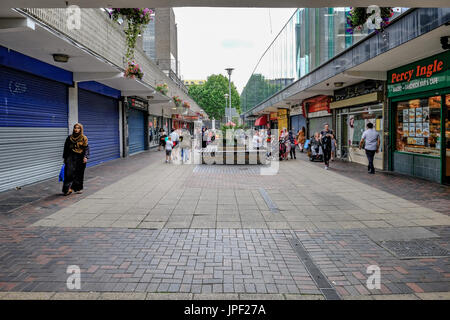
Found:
[388,50,450,184]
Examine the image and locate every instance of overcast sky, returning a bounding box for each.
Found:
[174,7,296,94]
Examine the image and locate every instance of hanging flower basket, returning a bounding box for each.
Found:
[156,83,168,96]
[172,96,182,108]
[124,61,143,80]
[182,101,190,109]
[109,8,153,61]
[346,7,393,34]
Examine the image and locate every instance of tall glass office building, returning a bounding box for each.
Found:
[142,18,156,61]
[240,7,405,114]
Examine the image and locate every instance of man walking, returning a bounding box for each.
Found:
[359,122,380,174]
[320,124,334,170]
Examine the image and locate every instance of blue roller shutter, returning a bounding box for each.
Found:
[128,108,145,155]
[0,66,68,192]
[78,89,120,167]
[290,115,306,135]
[290,115,300,134]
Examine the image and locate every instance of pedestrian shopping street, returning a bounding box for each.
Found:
[0,150,449,300]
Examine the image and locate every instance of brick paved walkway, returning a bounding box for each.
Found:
[0,149,448,299]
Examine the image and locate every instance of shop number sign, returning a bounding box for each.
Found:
[387,51,450,97]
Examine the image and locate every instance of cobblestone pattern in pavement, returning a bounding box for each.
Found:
[294,226,450,297]
[297,152,450,215]
[1,291,449,300]
[0,227,321,295]
[0,148,449,299]
[28,155,450,230]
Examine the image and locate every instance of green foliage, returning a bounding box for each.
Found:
[110,8,153,78]
[188,74,240,120]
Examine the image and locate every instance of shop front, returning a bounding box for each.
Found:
[269,112,278,131]
[331,80,385,169]
[388,50,450,184]
[303,95,332,138]
[125,96,149,155]
[172,114,197,132]
[289,105,306,135]
[0,48,72,192]
[78,82,121,167]
[148,114,162,148]
[254,114,268,129]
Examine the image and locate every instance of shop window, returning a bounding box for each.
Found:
[348,110,383,148]
[446,95,450,179]
[395,96,441,156]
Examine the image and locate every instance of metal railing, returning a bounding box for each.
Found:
[154,59,188,94]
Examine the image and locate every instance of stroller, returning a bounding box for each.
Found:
[307,137,324,162]
[279,137,288,161]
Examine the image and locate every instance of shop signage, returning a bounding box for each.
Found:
[387,50,450,97]
[270,112,278,120]
[125,96,148,111]
[334,80,383,101]
[303,96,331,114]
[172,114,198,121]
[361,112,376,119]
[277,109,288,120]
[290,105,303,116]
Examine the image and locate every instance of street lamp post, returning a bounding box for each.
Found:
[225,68,234,123]
[224,93,229,123]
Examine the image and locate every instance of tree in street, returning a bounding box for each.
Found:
[188,74,240,120]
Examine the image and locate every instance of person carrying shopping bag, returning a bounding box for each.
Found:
[62,123,89,195]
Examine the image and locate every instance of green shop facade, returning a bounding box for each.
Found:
[388,50,450,184]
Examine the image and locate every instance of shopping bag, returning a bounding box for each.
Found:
[58,164,65,182]
[304,139,310,150]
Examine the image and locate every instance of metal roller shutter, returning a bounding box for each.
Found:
[0,66,68,192]
[78,89,120,167]
[308,116,332,138]
[291,115,300,134]
[128,108,145,155]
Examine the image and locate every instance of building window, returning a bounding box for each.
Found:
[395,96,441,156]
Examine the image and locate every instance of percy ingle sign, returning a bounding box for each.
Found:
[388,50,450,97]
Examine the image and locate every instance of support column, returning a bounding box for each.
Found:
[68,83,78,133]
[119,101,124,157]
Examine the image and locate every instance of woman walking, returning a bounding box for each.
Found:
[158,128,167,151]
[62,123,89,196]
[296,127,306,152]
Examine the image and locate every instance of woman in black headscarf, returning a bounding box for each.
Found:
[62,123,89,195]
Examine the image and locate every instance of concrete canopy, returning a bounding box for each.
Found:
[0,1,449,8]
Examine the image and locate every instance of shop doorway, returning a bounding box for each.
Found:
[340,114,348,159]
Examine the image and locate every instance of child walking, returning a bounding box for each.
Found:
[165,136,173,163]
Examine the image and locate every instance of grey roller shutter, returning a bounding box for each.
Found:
[0,66,68,192]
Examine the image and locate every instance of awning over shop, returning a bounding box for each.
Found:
[255,115,267,126]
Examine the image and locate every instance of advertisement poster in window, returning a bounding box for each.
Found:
[409,108,415,122]
[416,123,423,137]
[403,109,409,121]
[416,108,423,122]
[403,123,409,137]
[407,137,425,146]
[409,123,415,137]
[423,122,430,137]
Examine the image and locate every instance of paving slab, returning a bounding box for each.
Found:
[0,149,448,300]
